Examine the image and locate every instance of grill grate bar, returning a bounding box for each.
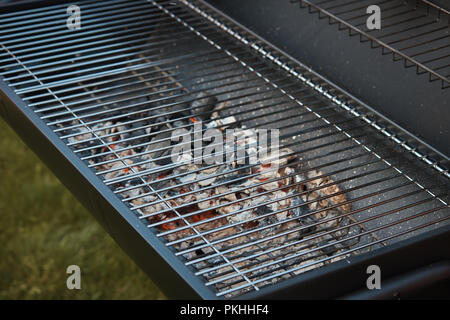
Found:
[27,48,247,105]
[0,18,203,69]
[347,3,415,26]
[40,55,262,120]
[0,8,190,66]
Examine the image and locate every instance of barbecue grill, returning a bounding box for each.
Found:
[0,0,449,299]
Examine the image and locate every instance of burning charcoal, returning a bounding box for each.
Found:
[154,148,172,166]
[206,256,223,266]
[178,173,197,184]
[174,163,197,174]
[197,174,216,187]
[211,101,229,118]
[120,187,142,199]
[173,120,187,128]
[153,117,168,131]
[291,193,309,218]
[217,201,242,216]
[206,115,238,131]
[317,237,342,257]
[67,127,93,145]
[215,172,247,186]
[167,189,179,197]
[259,147,297,167]
[261,215,278,226]
[258,215,279,234]
[196,190,214,210]
[208,101,241,130]
[289,192,317,236]
[305,170,351,213]
[195,249,204,256]
[103,160,133,180]
[76,140,98,158]
[255,205,272,216]
[216,185,237,201]
[200,165,221,175]
[151,179,171,196]
[145,127,171,161]
[127,121,149,147]
[235,151,252,174]
[190,91,217,119]
[127,177,143,186]
[156,100,191,120]
[227,210,255,225]
[168,102,192,118]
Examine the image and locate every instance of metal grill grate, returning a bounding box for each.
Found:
[291,0,450,89]
[1,0,449,298]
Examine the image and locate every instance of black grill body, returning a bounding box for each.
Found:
[0,0,449,299]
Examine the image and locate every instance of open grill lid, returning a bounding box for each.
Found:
[0,0,449,299]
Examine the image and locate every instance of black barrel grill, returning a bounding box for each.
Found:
[0,0,449,299]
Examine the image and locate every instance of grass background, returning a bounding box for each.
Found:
[0,118,165,299]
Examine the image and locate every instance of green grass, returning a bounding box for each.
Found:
[0,118,165,299]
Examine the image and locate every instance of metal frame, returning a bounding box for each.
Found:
[290,0,450,89]
[0,0,449,299]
